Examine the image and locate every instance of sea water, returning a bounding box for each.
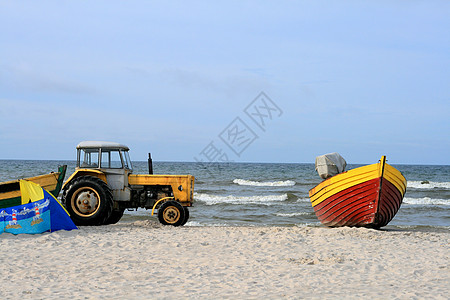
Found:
[0,160,448,231]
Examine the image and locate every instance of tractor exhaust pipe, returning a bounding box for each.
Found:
[148,153,153,174]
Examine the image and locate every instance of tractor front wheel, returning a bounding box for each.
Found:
[158,200,186,226]
[62,176,113,226]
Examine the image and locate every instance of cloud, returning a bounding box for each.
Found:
[120,63,271,100]
[0,62,97,95]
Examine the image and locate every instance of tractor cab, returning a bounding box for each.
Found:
[77,141,133,171]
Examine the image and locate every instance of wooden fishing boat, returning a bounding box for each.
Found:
[309,156,406,228]
[0,165,67,209]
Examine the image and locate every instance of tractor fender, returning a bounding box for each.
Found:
[63,169,107,189]
[151,197,175,216]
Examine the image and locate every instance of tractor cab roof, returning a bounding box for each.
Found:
[77,141,130,151]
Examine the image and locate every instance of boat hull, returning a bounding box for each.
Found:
[309,157,406,228]
[0,165,67,209]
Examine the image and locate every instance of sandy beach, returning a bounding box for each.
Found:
[1,222,448,299]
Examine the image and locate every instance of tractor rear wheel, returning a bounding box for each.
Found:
[158,200,186,226]
[62,176,113,226]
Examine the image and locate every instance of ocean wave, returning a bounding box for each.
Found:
[407,181,450,189]
[391,225,450,232]
[403,197,449,206]
[233,179,296,187]
[194,192,288,205]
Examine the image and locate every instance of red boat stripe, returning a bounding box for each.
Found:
[376,179,403,227]
[315,191,378,224]
[316,194,375,220]
[384,182,401,213]
[314,179,379,215]
[313,178,380,212]
[318,200,376,227]
[382,183,397,214]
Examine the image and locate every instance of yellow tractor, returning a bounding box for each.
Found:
[61,141,194,226]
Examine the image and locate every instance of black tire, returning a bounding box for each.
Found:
[104,208,125,225]
[62,176,113,226]
[180,206,190,226]
[158,200,185,226]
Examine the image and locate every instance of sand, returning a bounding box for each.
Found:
[1,221,448,299]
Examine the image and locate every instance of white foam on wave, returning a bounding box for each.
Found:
[184,221,229,227]
[194,192,288,205]
[407,181,450,189]
[275,212,310,217]
[233,178,296,187]
[403,197,449,206]
[296,197,312,203]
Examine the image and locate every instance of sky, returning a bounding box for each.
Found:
[0,1,449,165]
